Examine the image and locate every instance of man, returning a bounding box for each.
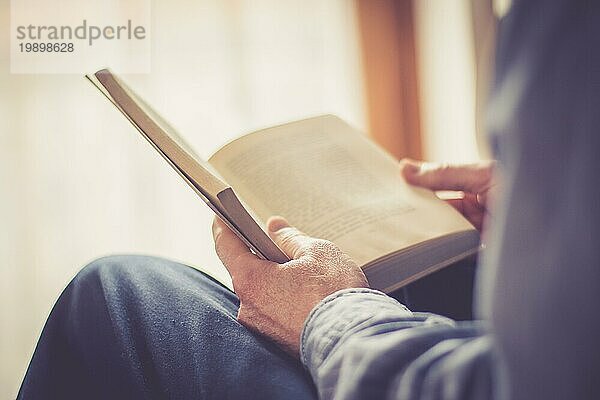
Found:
[19,0,599,398]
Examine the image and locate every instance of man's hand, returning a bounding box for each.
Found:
[212,216,368,356]
[400,158,496,231]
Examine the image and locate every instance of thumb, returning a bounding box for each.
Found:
[267,216,313,260]
[400,158,494,193]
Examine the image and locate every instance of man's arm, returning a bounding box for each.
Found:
[301,289,496,400]
[212,217,499,399]
[297,161,498,399]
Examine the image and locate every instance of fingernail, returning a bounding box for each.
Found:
[268,216,290,233]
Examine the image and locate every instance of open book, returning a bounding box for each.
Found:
[86,69,479,293]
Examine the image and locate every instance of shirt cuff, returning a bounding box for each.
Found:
[300,288,411,370]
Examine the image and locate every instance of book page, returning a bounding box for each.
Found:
[209,115,474,266]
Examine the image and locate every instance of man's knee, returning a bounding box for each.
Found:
[70,255,235,315]
[70,255,164,303]
[75,255,139,286]
[63,255,169,326]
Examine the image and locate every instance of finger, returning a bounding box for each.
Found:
[399,158,422,179]
[443,195,485,230]
[401,158,494,193]
[445,198,465,214]
[476,192,487,208]
[267,216,313,259]
[212,217,256,276]
[462,194,485,231]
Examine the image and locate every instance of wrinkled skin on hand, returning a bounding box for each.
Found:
[212,216,368,356]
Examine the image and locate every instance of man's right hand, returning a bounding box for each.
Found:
[399,159,496,231]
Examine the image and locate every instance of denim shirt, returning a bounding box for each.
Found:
[301,289,495,399]
[301,1,600,399]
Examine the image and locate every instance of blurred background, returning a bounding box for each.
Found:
[0,0,496,397]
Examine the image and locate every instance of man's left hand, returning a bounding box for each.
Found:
[212,216,368,356]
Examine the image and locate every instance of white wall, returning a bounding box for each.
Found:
[0,1,366,396]
[414,0,481,163]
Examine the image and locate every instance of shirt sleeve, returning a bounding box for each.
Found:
[300,288,498,400]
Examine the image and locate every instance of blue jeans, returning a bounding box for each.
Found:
[18,255,475,399]
[18,256,318,399]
